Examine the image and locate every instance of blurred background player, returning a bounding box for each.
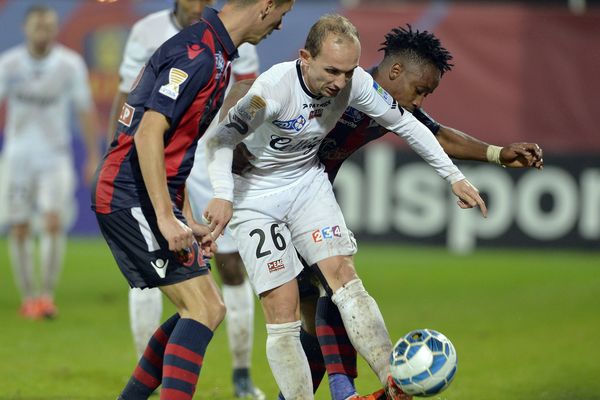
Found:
[108,1,264,397]
[0,5,100,320]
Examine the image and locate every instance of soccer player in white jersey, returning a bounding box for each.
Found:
[0,5,100,320]
[109,1,264,397]
[204,15,487,399]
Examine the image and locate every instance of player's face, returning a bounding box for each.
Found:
[246,0,295,44]
[300,34,360,98]
[175,0,211,28]
[389,61,440,112]
[24,11,59,54]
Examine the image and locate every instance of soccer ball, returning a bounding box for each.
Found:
[390,329,458,397]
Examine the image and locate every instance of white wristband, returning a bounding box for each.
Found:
[486,145,503,165]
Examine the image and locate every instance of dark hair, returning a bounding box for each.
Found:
[304,14,359,58]
[24,4,54,22]
[380,24,453,74]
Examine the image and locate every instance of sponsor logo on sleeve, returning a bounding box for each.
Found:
[159,68,188,100]
[118,103,135,127]
[267,259,285,273]
[372,81,394,106]
[311,225,342,242]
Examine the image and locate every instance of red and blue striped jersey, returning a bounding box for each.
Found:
[92,8,237,214]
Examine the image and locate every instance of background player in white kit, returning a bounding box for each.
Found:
[204,15,487,399]
[0,5,100,320]
[109,1,264,397]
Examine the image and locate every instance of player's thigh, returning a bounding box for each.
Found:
[230,210,303,296]
[2,155,35,225]
[289,171,357,266]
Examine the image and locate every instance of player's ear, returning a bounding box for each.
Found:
[299,48,312,63]
[261,0,274,18]
[389,62,403,81]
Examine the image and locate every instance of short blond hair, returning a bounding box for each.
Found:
[304,14,359,57]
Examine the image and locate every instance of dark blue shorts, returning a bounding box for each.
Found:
[96,207,210,289]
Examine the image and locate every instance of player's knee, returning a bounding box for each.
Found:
[320,255,358,289]
[10,223,30,241]
[44,212,62,234]
[215,253,246,285]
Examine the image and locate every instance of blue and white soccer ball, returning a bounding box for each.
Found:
[390,329,458,397]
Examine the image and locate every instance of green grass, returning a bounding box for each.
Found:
[0,238,599,399]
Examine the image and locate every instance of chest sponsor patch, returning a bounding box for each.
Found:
[273,115,306,132]
[159,68,188,100]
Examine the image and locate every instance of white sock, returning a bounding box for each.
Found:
[331,279,392,385]
[9,234,35,300]
[266,321,313,399]
[222,280,254,369]
[40,232,66,298]
[129,287,163,359]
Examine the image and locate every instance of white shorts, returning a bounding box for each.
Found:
[0,152,76,226]
[187,146,238,254]
[230,167,357,295]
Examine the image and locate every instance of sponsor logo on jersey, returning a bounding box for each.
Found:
[373,80,394,106]
[309,109,323,120]
[267,259,285,273]
[158,68,188,100]
[302,100,331,109]
[312,225,342,242]
[187,44,204,60]
[150,258,169,278]
[118,103,135,127]
[269,135,322,155]
[272,115,306,132]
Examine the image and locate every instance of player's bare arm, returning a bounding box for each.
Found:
[134,109,194,252]
[78,108,101,185]
[183,187,217,258]
[436,125,544,169]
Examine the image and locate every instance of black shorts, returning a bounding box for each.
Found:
[96,207,210,289]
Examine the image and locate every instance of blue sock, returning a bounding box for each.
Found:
[329,373,356,400]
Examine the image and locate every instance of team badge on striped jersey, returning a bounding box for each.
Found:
[159,68,188,100]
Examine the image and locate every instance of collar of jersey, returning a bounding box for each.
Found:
[201,7,238,59]
[296,60,322,100]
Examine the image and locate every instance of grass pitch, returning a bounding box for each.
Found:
[0,238,598,399]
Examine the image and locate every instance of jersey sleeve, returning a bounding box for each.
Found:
[143,44,214,123]
[118,22,155,93]
[232,43,259,81]
[413,107,441,135]
[350,68,464,184]
[70,54,94,112]
[206,77,279,201]
[0,53,10,102]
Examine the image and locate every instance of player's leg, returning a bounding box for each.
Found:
[229,201,312,399]
[98,208,223,399]
[37,159,76,318]
[129,287,163,359]
[5,161,38,318]
[187,163,264,398]
[289,170,398,395]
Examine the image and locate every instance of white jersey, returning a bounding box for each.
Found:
[207,60,464,201]
[119,8,259,93]
[0,44,92,162]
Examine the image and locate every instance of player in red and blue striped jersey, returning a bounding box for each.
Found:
[91,2,294,399]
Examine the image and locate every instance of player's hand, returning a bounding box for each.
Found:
[188,219,218,258]
[157,214,194,252]
[232,142,256,175]
[500,142,544,169]
[203,198,233,239]
[451,179,488,217]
